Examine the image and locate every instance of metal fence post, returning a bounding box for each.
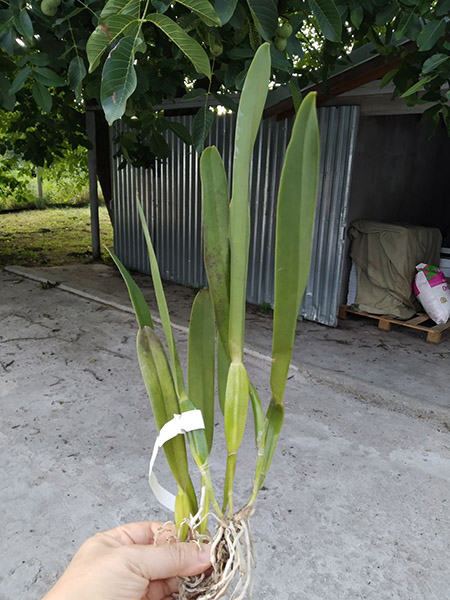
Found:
[86,107,101,260]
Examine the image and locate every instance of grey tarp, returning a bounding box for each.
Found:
[349,220,442,319]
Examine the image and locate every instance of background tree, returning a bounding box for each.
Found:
[1,0,450,219]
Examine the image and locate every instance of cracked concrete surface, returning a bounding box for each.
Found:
[1,265,450,600]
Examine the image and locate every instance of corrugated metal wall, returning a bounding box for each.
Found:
[303,106,359,324]
[113,105,359,326]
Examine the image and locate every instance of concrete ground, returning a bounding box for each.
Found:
[1,264,450,600]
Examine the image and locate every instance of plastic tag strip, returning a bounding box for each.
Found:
[148,410,205,511]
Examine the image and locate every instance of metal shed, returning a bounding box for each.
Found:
[112,104,359,328]
[111,50,450,327]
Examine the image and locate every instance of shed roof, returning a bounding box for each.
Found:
[264,42,417,120]
[158,41,432,119]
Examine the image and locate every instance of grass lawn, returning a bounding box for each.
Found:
[0,206,113,267]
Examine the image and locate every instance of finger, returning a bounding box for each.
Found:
[145,576,179,599]
[125,541,211,581]
[102,522,166,546]
[153,522,177,546]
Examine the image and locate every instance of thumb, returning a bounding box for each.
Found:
[125,541,211,581]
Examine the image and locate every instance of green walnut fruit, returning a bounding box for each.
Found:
[41,0,61,17]
[209,39,223,57]
[278,22,293,39]
[274,36,287,52]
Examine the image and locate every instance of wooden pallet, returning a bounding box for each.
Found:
[338,305,450,344]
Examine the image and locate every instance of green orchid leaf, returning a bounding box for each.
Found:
[270,92,319,406]
[248,381,264,450]
[228,42,270,363]
[136,198,187,400]
[258,400,284,489]
[217,337,230,414]
[137,326,197,512]
[223,361,249,512]
[200,145,230,349]
[107,249,154,329]
[188,289,215,452]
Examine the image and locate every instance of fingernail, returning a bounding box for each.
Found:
[198,544,211,563]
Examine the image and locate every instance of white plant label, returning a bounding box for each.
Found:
[148,410,205,511]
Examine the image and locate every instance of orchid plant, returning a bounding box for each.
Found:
[110,42,319,600]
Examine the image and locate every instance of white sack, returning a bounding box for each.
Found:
[413,263,450,325]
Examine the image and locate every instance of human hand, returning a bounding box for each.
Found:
[42,521,211,600]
